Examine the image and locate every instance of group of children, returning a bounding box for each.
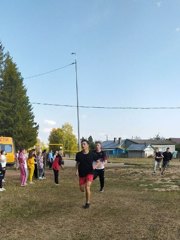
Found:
[0,148,64,191]
[153,147,173,175]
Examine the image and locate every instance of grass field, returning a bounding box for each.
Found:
[0,159,180,240]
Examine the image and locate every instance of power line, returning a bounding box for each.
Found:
[31,102,180,110]
[24,63,74,79]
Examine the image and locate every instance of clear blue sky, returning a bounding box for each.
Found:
[1,0,180,143]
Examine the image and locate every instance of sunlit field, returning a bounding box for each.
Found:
[0,159,180,240]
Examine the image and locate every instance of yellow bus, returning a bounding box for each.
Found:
[0,136,15,164]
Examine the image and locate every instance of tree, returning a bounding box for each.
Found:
[88,136,95,150]
[48,123,77,155]
[0,43,38,149]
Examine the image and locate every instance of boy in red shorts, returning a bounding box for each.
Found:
[75,139,99,209]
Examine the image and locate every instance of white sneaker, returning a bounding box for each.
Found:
[39,177,43,180]
[2,187,6,191]
[2,179,5,183]
[0,188,5,191]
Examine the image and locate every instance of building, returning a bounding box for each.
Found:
[101,138,126,157]
[124,139,175,153]
[127,144,154,158]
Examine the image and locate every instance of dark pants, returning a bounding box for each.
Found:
[2,168,6,180]
[0,178,2,188]
[34,164,38,179]
[93,169,105,190]
[49,161,53,169]
[53,169,59,184]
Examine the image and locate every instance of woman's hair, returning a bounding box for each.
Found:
[28,150,34,159]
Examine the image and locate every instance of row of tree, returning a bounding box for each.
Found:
[0,42,38,149]
[48,122,96,153]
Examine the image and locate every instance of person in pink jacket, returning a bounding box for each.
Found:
[18,148,28,187]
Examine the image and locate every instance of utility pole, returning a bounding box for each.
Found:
[71,53,81,151]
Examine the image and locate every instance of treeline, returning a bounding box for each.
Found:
[0,42,38,149]
[48,124,96,153]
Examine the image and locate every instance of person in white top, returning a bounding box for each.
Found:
[0,150,7,183]
[0,151,6,191]
[93,142,107,192]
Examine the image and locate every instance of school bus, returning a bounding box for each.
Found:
[0,136,15,164]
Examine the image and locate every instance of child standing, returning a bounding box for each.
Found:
[37,151,44,180]
[52,151,64,185]
[18,148,28,187]
[0,150,7,183]
[0,162,6,191]
[27,150,35,184]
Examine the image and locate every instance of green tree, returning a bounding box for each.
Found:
[88,135,95,150]
[0,44,38,149]
[48,123,77,155]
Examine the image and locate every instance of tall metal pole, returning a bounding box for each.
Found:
[72,53,81,151]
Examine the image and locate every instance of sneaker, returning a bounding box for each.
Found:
[100,189,104,192]
[2,179,5,183]
[39,177,43,180]
[83,203,90,209]
[0,188,4,191]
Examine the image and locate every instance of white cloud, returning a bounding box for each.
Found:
[44,119,56,125]
[176,27,180,32]
[42,128,52,133]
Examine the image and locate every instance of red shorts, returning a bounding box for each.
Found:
[79,174,94,186]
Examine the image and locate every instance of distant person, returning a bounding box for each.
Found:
[0,150,7,183]
[75,139,99,209]
[15,150,20,170]
[18,148,28,187]
[27,150,35,184]
[33,150,38,179]
[42,149,47,179]
[47,150,53,169]
[161,147,172,175]
[52,151,64,185]
[93,141,107,192]
[37,151,44,180]
[153,148,163,174]
[0,160,6,191]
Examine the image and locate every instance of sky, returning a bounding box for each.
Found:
[1,0,180,143]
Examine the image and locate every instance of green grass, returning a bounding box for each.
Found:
[0,163,180,240]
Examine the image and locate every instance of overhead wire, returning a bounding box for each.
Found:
[23,62,180,110]
[24,62,74,79]
[31,102,180,110]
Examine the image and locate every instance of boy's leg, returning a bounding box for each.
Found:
[153,161,158,173]
[85,181,92,204]
[99,169,105,191]
[93,169,98,180]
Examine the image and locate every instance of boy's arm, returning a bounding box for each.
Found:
[75,161,79,176]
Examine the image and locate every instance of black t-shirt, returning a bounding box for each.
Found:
[94,150,107,162]
[155,152,163,162]
[163,151,172,161]
[75,151,98,177]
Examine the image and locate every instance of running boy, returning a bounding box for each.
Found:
[75,139,99,209]
[93,141,107,192]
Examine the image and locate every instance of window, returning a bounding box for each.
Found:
[0,144,12,153]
